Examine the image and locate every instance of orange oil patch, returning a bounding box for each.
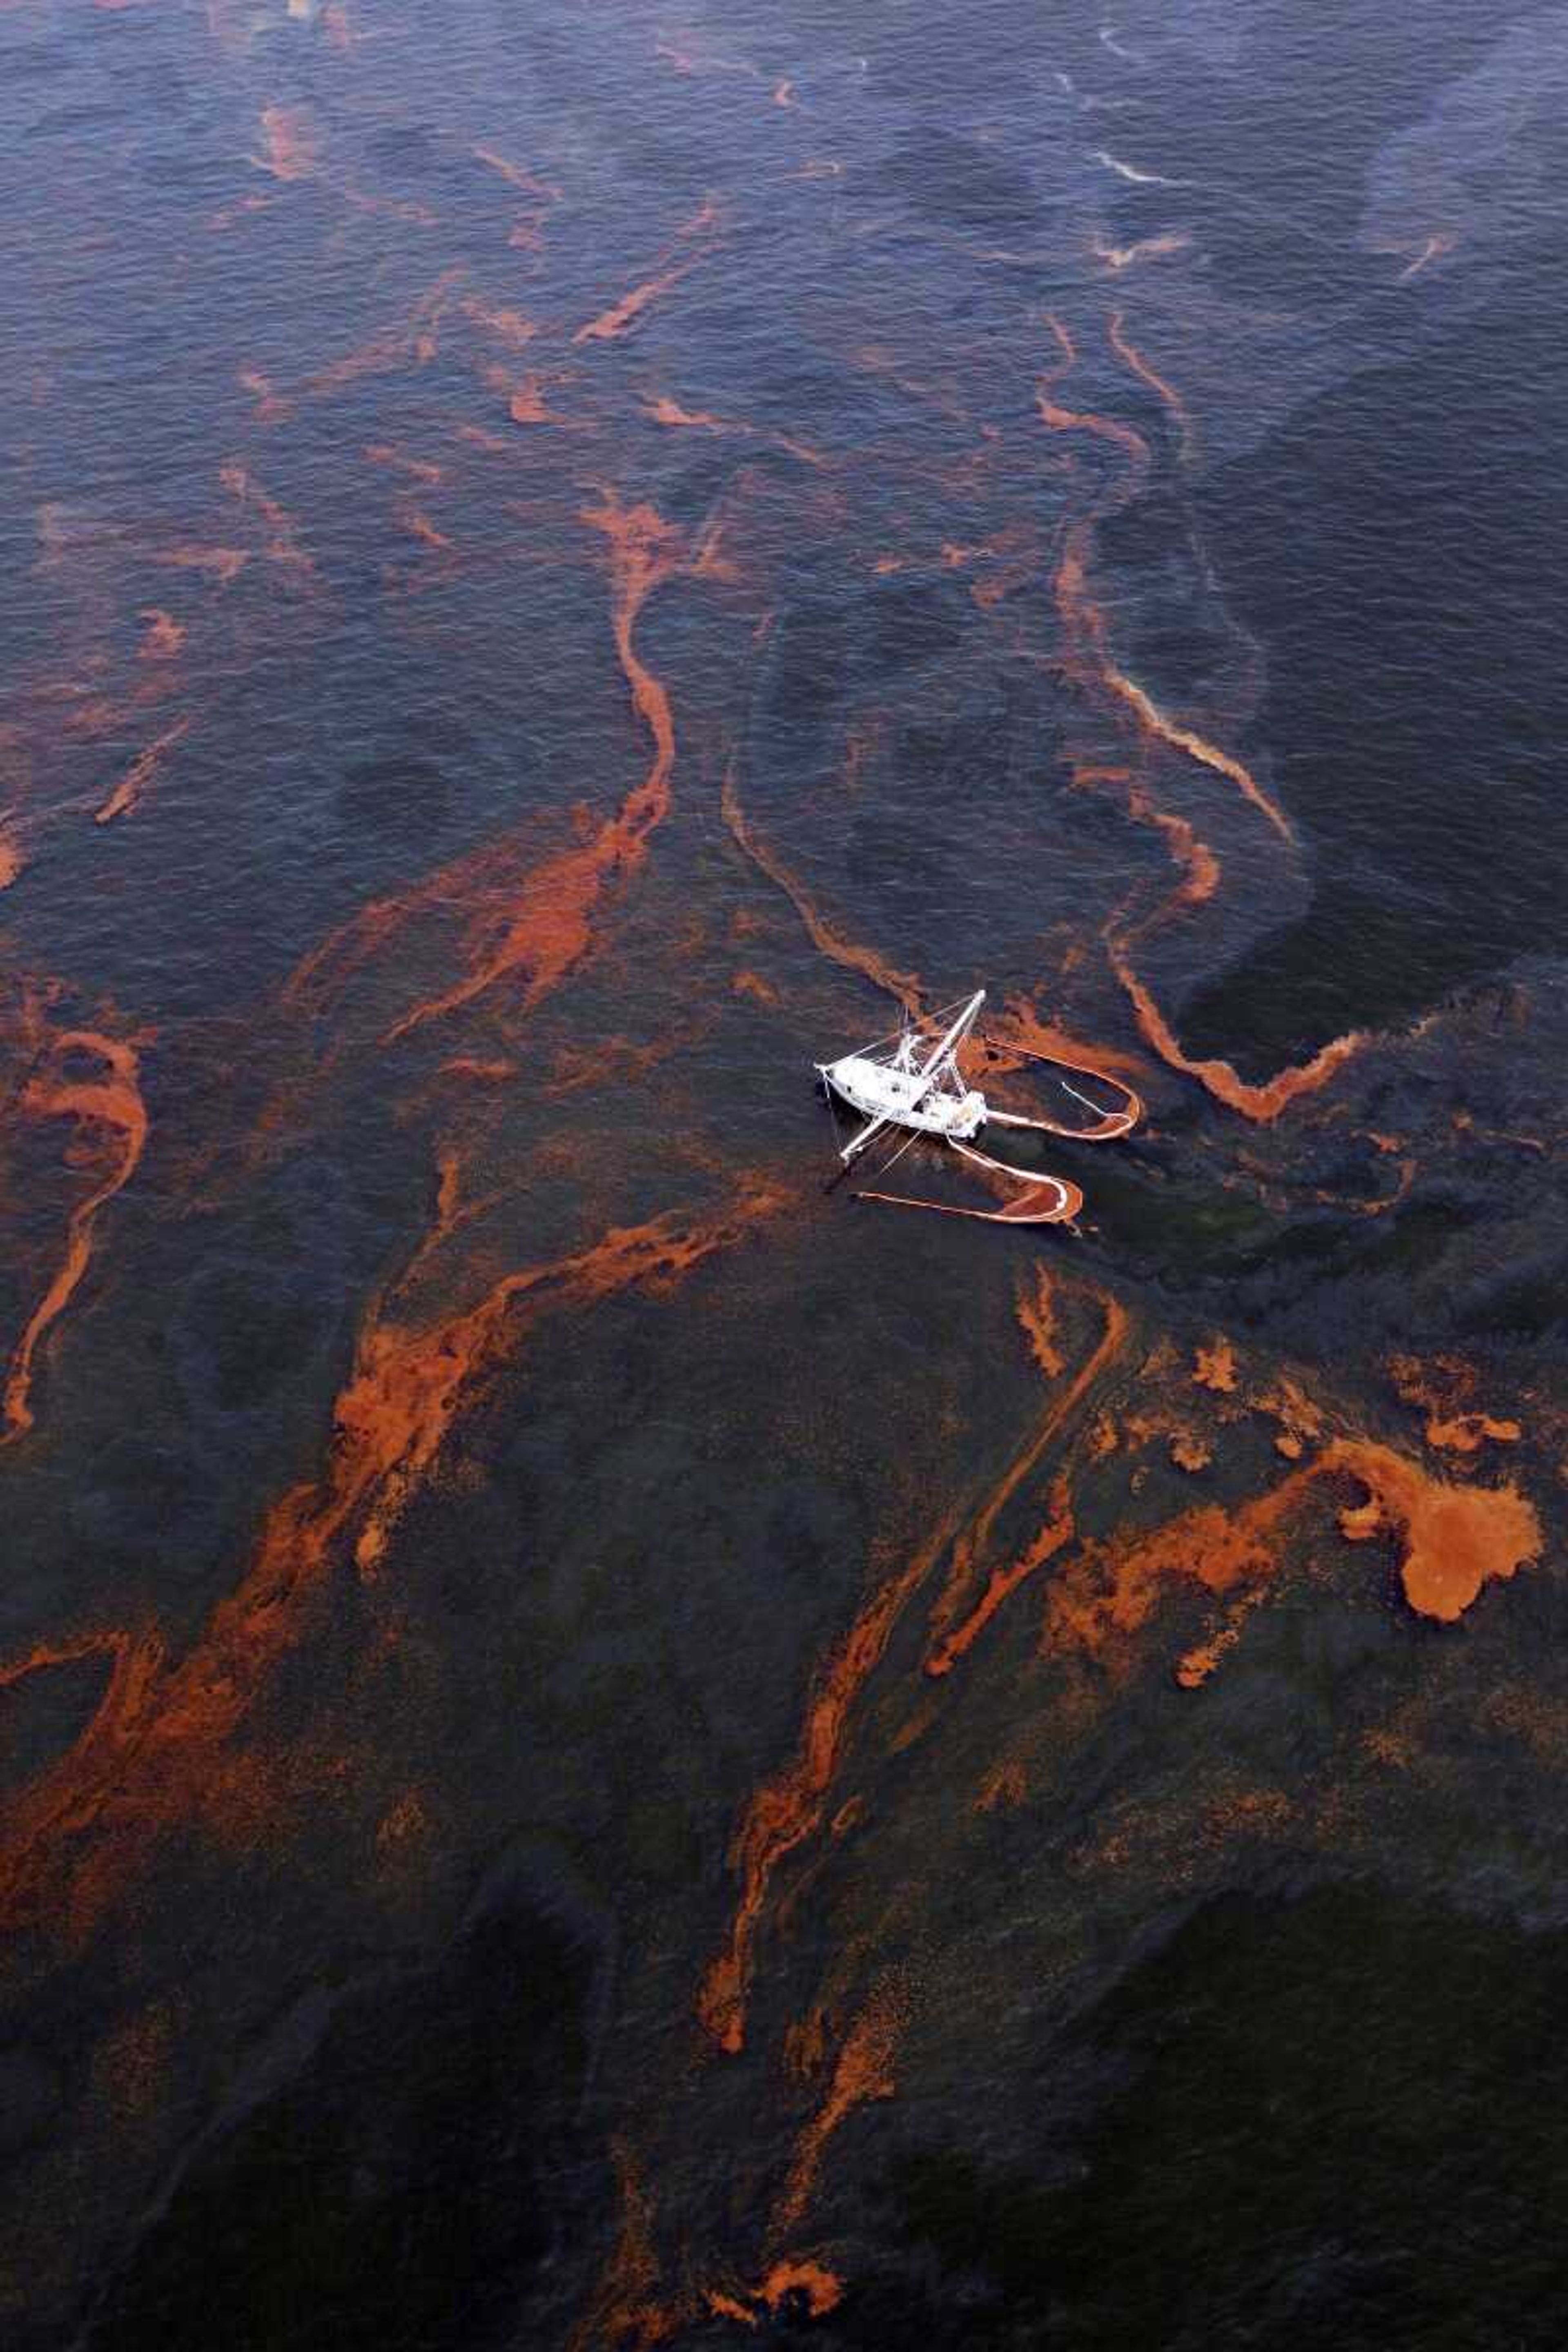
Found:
[375,1790,429,1851]
[643,393,727,431]
[1388,1354,1521,1454]
[2,1025,149,1444]
[136,608,185,660]
[1045,1469,1317,1664]
[1253,1375,1323,1460]
[94,715,191,824]
[459,296,537,351]
[1193,1336,1237,1393]
[731,969,781,1007]
[253,103,321,181]
[1169,1432,1211,1472]
[0,835,24,889]
[754,2261,844,2317]
[703,2285,759,2327]
[1175,1589,1265,1688]
[1328,1440,1541,1622]
[976,1757,1028,1813]
[1425,1413,1522,1454]
[505,374,560,425]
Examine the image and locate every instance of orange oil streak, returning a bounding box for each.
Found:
[381,493,687,1042]
[1094,229,1192,273]
[1017,1265,1064,1379]
[572,257,705,345]
[925,1290,1129,1673]
[1108,951,1364,1121]
[571,199,722,347]
[772,1983,902,2237]
[571,2138,686,2351]
[94,715,191,824]
[1100,664,1292,842]
[305,268,468,399]
[976,1757,1029,1812]
[1043,323,1368,1119]
[641,394,825,469]
[219,462,312,574]
[1396,234,1455,282]
[1067,763,1221,913]
[700,1285,1128,2048]
[643,393,728,430]
[364,443,444,484]
[1037,311,1151,478]
[1040,314,1292,856]
[0,1186,784,1938]
[2,1029,148,1445]
[924,1477,1075,1678]
[719,767,922,1014]
[470,146,560,205]
[697,1509,964,2053]
[1107,307,1196,466]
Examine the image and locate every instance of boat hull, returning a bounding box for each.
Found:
[818,1054,986,1139]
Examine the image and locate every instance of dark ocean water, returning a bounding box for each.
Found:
[1,2,1566,2346]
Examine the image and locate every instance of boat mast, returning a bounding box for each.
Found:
[916,989,985,1082]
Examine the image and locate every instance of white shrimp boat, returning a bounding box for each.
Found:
[815,989,1141,1227]
[817,990,990,1160]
